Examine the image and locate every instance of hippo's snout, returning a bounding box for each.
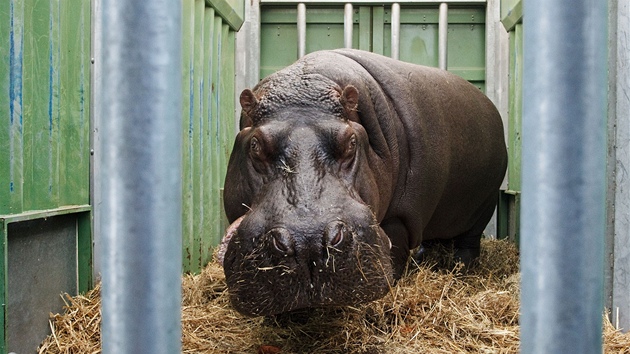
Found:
[222,211,394,316]
[265,221,348,258]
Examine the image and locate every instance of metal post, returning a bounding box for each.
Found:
[438,2,448,70]
[344,3,353,49]
[521,0,607,353]
[100,1,182,353]
[390,3,400,60]
[297,3,306,58]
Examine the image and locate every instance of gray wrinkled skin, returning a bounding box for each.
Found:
[222,49,508,317]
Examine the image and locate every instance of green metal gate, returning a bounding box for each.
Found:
[259,3,487,89]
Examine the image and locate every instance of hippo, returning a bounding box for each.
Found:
[220,49,508,317]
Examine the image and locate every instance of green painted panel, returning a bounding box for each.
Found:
[372,6,385,55]
[305,24,345,52]
[1,0,90,215]
[1,0,92,348]
[220,23,235,238]
[0,0,24,216]
[192,0,205,271]
[503,23,523,242]
[260,22,298,78]
[211,15,224,260]
[508,24,522,192]
[206,0,244,30]
[202,8,216,267]
[383,7,486,84]
[261,5,486,86]
[358,6,372,51]
[58,1,90,207]
[181,0,195,272]
[22,0,52,211]
[181,2,239,273]
[501,0,522,30]
[77,211,92,293]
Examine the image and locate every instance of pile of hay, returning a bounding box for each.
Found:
[39,240,630,353]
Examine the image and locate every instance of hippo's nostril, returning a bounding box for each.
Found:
[326,221,347,247]
[268,228,294,256]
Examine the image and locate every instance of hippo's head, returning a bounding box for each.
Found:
[222,72,394,316]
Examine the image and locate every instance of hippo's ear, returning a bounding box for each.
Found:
[239,89,258,128]
[340,85,360,122]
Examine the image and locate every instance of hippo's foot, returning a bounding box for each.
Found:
[453,232,481,270]
[413,235,480,272]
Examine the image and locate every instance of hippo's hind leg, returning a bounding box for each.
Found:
[452,232,482,268]
[414,233,479,269]
[453,192,500,268]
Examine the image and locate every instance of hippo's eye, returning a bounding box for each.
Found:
[250,137,261,155]
[348,134,357,153]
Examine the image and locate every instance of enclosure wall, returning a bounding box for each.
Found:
[0,0,92,351]
[179,0,241,273]
[259,4,487,91]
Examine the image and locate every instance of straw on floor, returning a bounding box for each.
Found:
[38,239,630,353]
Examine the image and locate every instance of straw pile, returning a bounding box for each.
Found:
[39,239,630,353]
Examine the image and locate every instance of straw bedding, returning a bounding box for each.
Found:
[38,239,630,353]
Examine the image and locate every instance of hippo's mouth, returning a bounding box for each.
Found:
[218,214,394,317]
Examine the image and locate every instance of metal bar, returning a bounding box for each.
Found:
[262,0,485,4]
[344,3,353,48]
[520,0,607,353]
[390,3,400,60]
[438,2,448,70]
[99,0,182,353]
[609,0,630,333]
[297,3,306,57]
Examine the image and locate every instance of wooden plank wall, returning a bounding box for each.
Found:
[0,0,91,216]
[181,0,238,273]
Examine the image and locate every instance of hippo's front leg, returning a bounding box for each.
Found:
[381,218,412,279]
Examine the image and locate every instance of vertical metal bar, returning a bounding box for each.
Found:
[438,2,448,70]
[521,0,607,353]
[390,3,400,60]
[344,3,353,48]
[297,3,306,58]
[91,0,102,279]
[100,1,182,353]
[610,0,630,332]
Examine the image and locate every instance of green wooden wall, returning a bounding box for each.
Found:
[260,5,487,89]
[181,0,241,273]
[0,0,91,215]
[0,0,92,351]
[497,0,522,241]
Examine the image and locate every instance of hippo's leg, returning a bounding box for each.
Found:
[452,233,481,267]
[381,218,410,279]
[453,192,500,267]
